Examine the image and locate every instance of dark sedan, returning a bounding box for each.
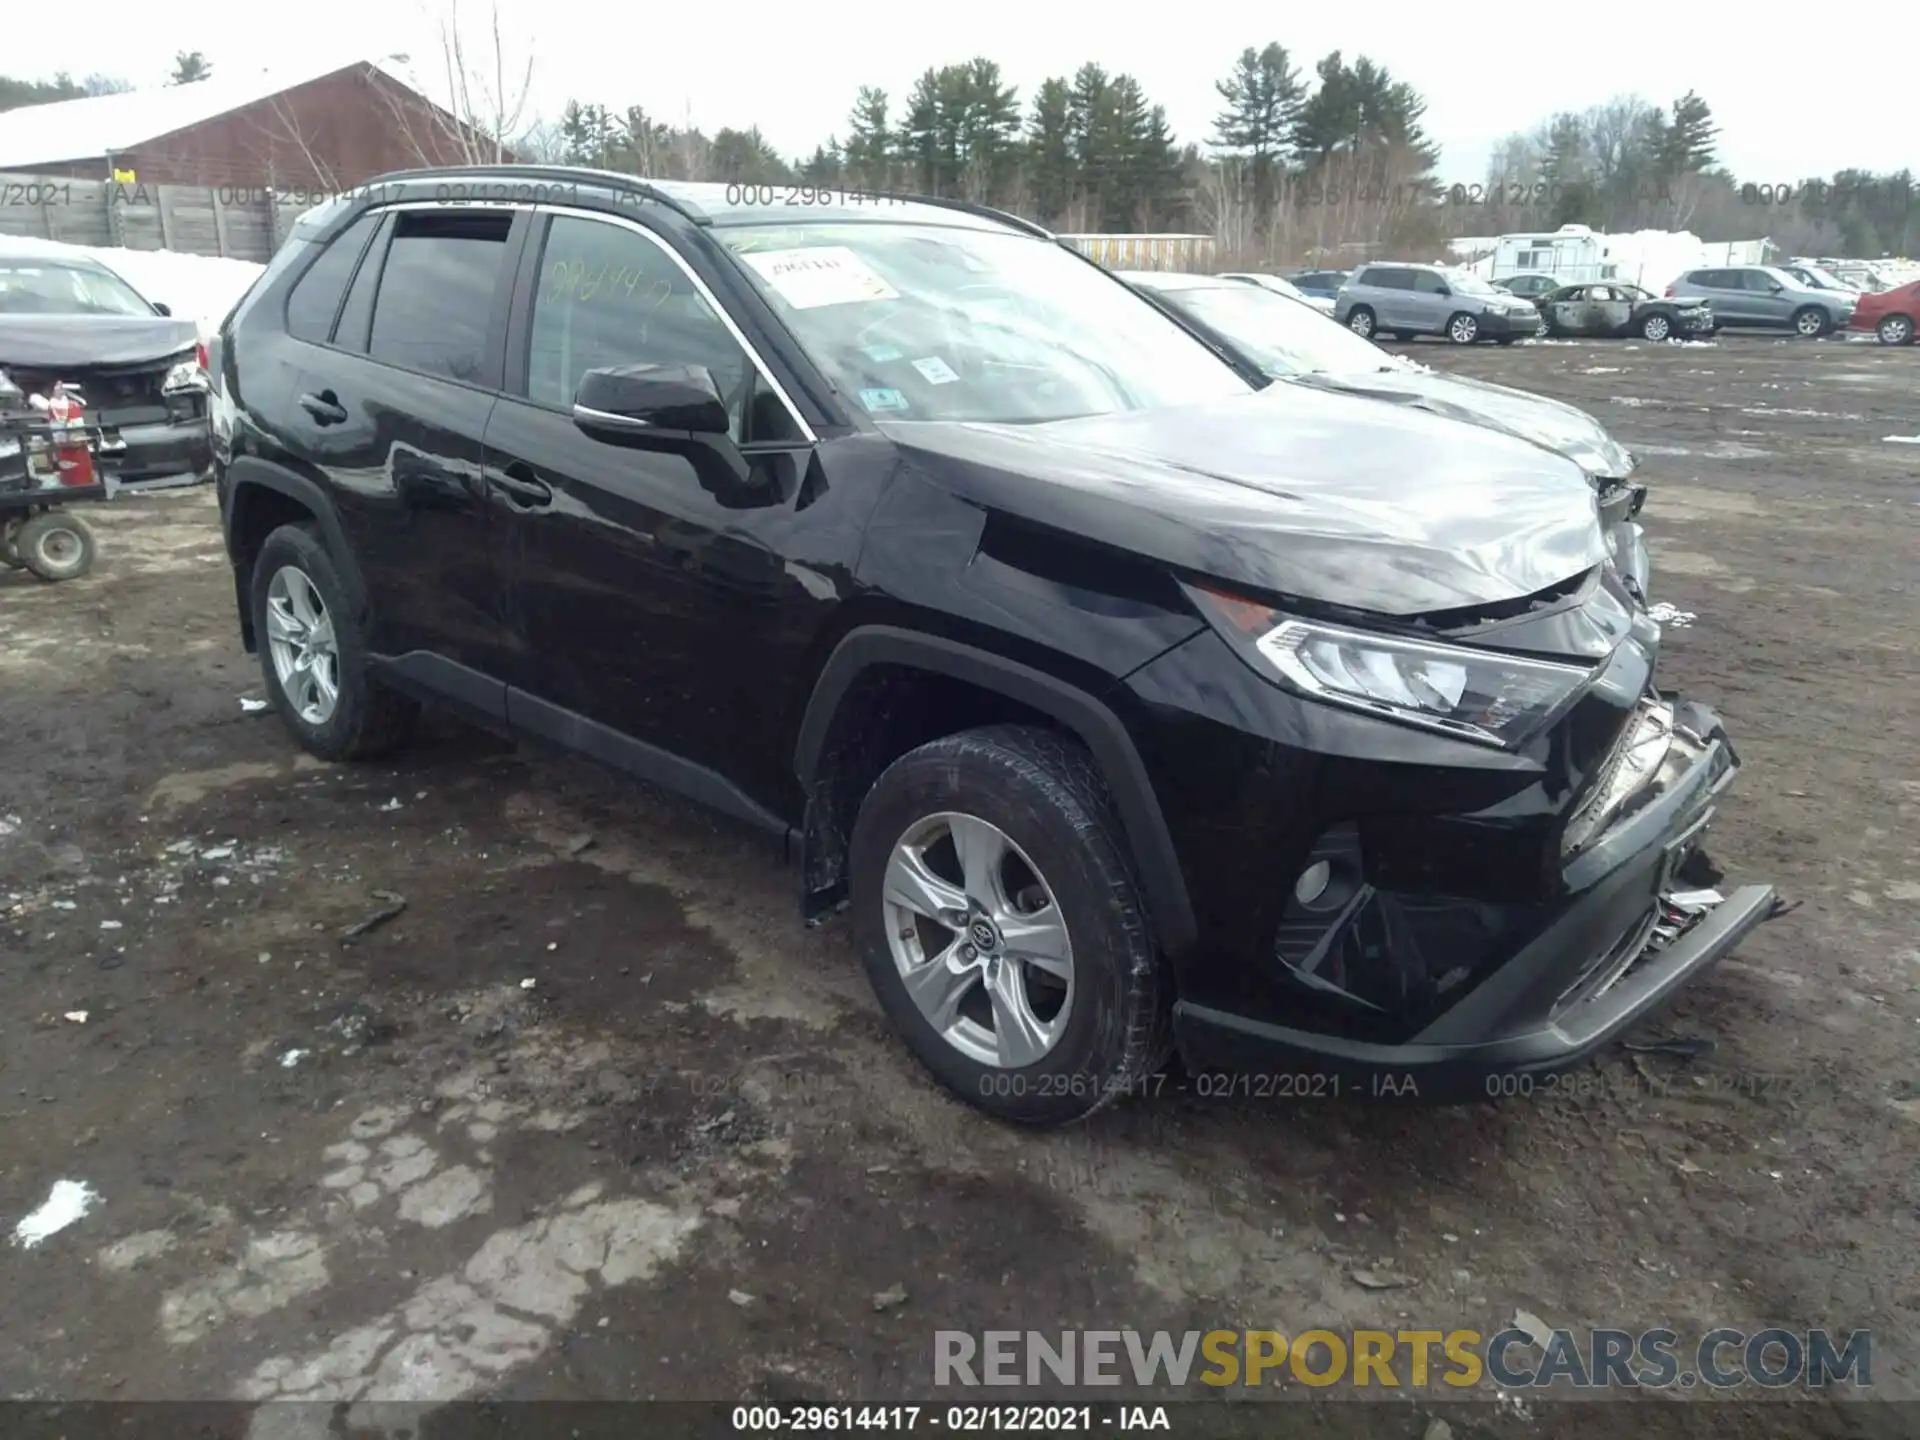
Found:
[0,244,213,491]
[1536,282,1714,342]
[1286,268,1349,302]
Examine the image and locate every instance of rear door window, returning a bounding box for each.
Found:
[367,210,515,385]
[1411,271,1449,294]
[284,212,378,343]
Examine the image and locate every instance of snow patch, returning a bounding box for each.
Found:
[11,1179,100,1247]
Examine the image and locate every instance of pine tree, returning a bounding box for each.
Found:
[170,51,212,85]
[1210,43,1304,222]
[1024,78,1076,226]
[844,86,894,191]
[1665,91,1718,172]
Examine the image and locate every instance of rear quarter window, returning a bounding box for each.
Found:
[285,212,379,344]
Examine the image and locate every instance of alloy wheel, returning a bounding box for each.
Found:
[265,564,341,726]
[1880,315,1914,345]
[1795,310,1826,337]
[1348,310,1374,337]
[1643,315,1671,341]
[1449,314,1479,343]
[881,811,1074,1069]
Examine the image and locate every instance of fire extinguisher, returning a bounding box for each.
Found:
[34,383,96,488]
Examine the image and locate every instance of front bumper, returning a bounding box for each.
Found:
[1170,697,1771,1101]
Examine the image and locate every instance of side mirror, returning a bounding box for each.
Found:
[151,301,171,316]
[1767,283,1784,294]
[573,363,731,438]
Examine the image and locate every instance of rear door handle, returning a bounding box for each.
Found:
[492,462,553,509]
[298,391,347,425]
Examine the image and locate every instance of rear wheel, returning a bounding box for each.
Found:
[251,522,418,762]
[1446,312,1480,344]
[848,724,1171,1127]
[1792,306,1830,338]
[1640,312,1673,341]
[15,511,96,581]
[1346,306,1376,339]
[1878,314,1915,345]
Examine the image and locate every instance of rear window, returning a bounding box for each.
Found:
[367,211,513,384]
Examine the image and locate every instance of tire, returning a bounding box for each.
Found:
[1640,312,1673,342]
[1878,314,1915,346]
[1346,306,1376,339]
[1446,312,1480,344]
[251,522,418,762]
[15,511,96,581]
[848,724,1172,1127]
[1,517,24,569]
[1791,306,1830,338]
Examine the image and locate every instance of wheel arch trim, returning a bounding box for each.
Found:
[795,625,1198,958]
[225,459,368,644]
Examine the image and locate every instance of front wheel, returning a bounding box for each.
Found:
[848,725,1171,1127]
[1878,314,1915,345]
[1640,313,1673,341]
[251,522,418,762]
[1346,306,1376,338]
[15,511,96,581]
[1447,312,1481,344]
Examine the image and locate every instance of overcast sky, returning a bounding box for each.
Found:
[42,0,1917,185]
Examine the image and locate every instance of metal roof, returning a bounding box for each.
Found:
[0,58,413,171]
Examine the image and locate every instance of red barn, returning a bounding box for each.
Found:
[0,59,513,189]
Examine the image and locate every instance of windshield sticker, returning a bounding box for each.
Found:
[862,342,904,363]
[741,246,898,309]
[911,356,959,385]
[858,387,910,412]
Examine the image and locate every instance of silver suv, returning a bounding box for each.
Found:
[1667,266,1856,337]
[1335,263,1545,345]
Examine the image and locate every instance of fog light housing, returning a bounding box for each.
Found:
[1293,860,1332,906]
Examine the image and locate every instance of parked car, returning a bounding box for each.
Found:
[0,241,212,490]
[1494,273,1561,300]
[1536,282,1715,342]
[214,167,1772,1126]
[1846,278,1920,345]
[1336,263,1546,344]
[1121,270,1651,599]
[1666,266,1856,337]
[1287,269,1349,303]
[1219,271,1334,315]
[1780,263,1860,295]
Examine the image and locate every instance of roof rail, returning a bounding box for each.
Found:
[357,163,712,226]
[860,191,1054,239]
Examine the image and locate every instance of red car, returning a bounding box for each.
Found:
[1848,279,1919,345]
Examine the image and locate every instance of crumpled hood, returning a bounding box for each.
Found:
[883,385,1607,617]
[0,315,199,369]
[1289,366,1636,481]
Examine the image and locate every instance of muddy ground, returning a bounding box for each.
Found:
[2,332,1917,1438]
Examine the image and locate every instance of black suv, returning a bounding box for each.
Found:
[211,167,1774,1126]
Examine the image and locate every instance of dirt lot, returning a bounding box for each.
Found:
[2,333,1917,1437]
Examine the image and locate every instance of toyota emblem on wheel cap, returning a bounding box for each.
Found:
[969,918,999,952]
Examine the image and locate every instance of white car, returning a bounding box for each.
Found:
[1218,271,1336,315]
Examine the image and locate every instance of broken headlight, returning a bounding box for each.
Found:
[1189,584,1594,749]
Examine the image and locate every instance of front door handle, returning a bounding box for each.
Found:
[492,463,553,509]
[298,391,347,425]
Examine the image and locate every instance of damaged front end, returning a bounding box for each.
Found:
[1130,563,1773,1101]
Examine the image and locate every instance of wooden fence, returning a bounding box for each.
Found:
[0,171,318,261]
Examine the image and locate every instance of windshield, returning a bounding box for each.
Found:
[716,223,1250,423]
[1149,281,1409,377]
[1446,272,1501,295]
[0,259,154,316]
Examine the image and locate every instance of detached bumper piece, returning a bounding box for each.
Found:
[1172,698,1774,1103]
